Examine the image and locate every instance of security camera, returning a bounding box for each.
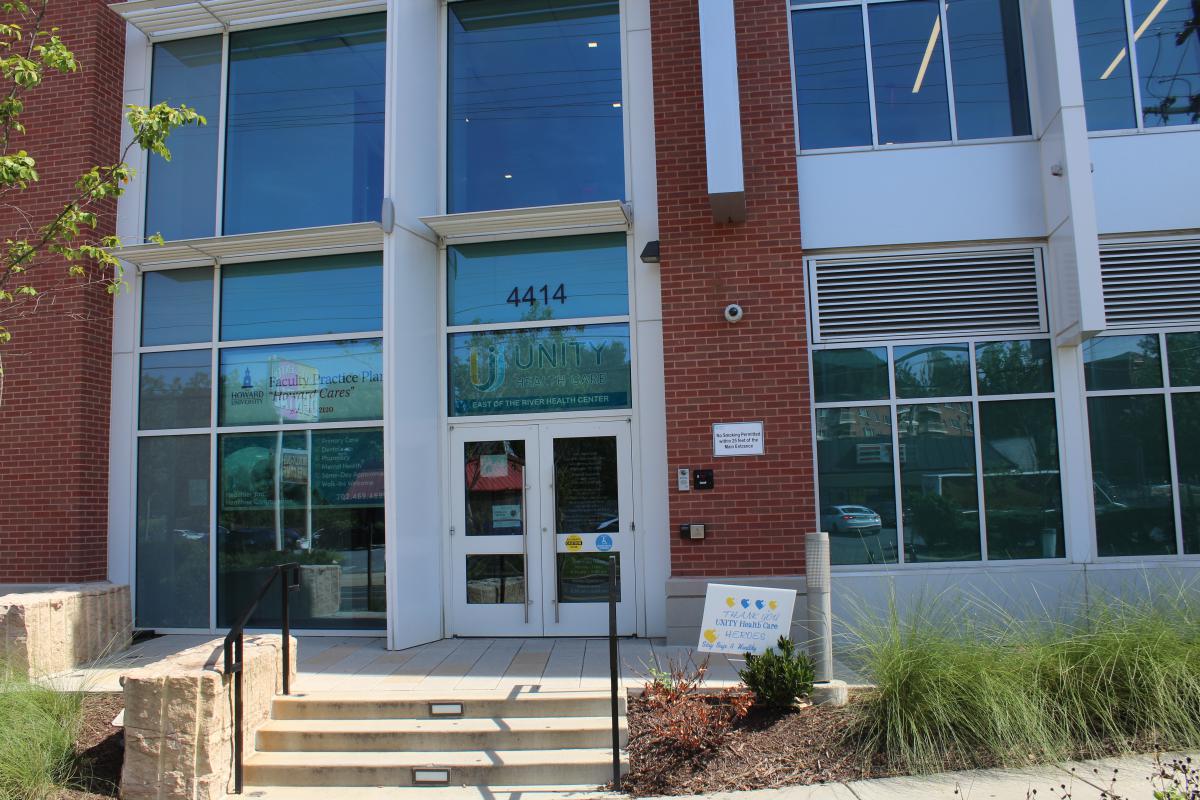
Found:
[724,303,744,324]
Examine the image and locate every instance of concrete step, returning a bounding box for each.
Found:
[234,785,620,799]
[272,690,623,720]
[243,748,626,788]
[257,715,628,752]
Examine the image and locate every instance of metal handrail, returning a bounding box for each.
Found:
[223,562,301,795]
[607,554,621,790]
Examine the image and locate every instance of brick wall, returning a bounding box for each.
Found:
[0,0,124,583]
[651,0,814,577]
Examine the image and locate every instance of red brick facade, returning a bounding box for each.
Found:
[651,0,815,576]
[0,0,124,583]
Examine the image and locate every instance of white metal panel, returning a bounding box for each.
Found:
[697,0,744,222]
[809,248,1046,342]
[1101,240,1200,327]
[419,200,631,244]
[111,0,386,40]
[1091,129,1200,236]
[113,222,384,268]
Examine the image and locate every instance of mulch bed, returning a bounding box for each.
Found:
[53,693,124,800]
[622,694,895,797]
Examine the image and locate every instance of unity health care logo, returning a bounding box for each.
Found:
[469,344,506,392]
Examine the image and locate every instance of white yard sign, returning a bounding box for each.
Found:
[696,583,797,655]
[712,421,764,457]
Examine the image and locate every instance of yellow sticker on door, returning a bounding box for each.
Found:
[564,534,584,552]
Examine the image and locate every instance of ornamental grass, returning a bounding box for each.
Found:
[0,662,85,800]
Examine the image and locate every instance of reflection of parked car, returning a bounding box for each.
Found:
[820,505,882,536]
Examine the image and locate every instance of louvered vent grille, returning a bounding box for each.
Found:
[810,249,1044,342]
[1101,240,1200,328]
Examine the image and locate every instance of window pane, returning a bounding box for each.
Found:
[947,0,1031,138]
[464,440,527,536]
[139,350,212,430]
[1074,0,1136,131]
[449,323,631,416]
[558,553,620,603]
[220,253,382,341]
[1171,392,1200,554]
[1132,0,1200,128]
[813,348,890,403]
[219,339,383,426]
[1082,334,1162,390]
[1088,395,1177,556]
[217,428,385,628]
[448,0,624,212]
[1167,332,1200,386]
[137,436,210,628]
[975,339,1053,394]
[145,36,221,241]
[815,406,899,565]
[980,399,1064,559]
[467,555,526,603]
[448,234,627,326]
[895,342,971,398]
[791,6,873,149]
[870,0,952,144]
[899,402,981,561]
[554,436,618,533]
[141,268,213,346]
[224,15,385,234]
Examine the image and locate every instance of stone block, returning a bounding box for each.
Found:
[120,634,297,800]
[0,583,132,677]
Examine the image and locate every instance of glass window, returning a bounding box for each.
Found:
[791,6,873,149]
[1082,334,1163,390]
[1132,0,1200,128]
[553,436,618,533]
[980,399,1064,559]
[145,36,221,241]
[815,406,899,565]
[869,0,952,145]
[1171,392,1200,554]
[812,348,890,403]
[448,323,631,416]
[464,440,527,536]
[141,268,213,346]
[448,235,628,326]
[898,402,981,561]
[217,428,385,628]
[220,254,383,341]
[467,555,525,603]
[1167,332,1200,386]
[224,15,386,235]
[219,339,383,426]
[1088,395,1177,556]
[1074,0,1139,131]
[894,342,971,398]
[139,350,211,430]
[558,553,620,603]
[447,0,624,212]
[136,436,210,629]
[947,0,1031,138]
[975,339,1053,394]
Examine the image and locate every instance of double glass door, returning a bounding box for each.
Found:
[449,421,635,636]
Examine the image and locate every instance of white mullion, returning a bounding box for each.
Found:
[208,261,221,632]
[887,344,905,563]
[860,2,880,147]
[1161,333,1186,555]
[138,342,215,355]
[446,315,631,335]
[969,343,987,561]
[215,419,384,435]
[814,390,1055,409]
[129,271,146,626]
[214,31,230,236]
[1123,0,1144,131]
[216,330,385,349]
[137,427,213,437]
[939,0,958,142]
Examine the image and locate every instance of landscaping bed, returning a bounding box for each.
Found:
[54,693,123,800]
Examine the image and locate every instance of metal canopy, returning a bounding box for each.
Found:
[114,222,384,269]
[420,200,632,245]
[111,0,386,41]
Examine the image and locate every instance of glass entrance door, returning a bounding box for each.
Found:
[449,421,635,637]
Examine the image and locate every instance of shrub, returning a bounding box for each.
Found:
[0,662,85,800]
[845,583,1200,775]
[738,636,815,710]
[639,656,752,754]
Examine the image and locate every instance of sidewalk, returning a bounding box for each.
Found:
[654,752,1198,800]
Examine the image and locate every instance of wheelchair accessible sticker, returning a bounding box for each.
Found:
[596,534,613,552]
